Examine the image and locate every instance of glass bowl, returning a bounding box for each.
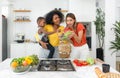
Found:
[12,65,31,73]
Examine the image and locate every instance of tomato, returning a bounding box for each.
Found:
[81,61,88,66]
[73,59,79,64]
[76,62,83,66]
[11,62,18,68]
[73,59,89,67]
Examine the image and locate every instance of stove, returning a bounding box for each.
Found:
[37,60,75,71]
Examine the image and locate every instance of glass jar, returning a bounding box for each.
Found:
[58,40,71,58]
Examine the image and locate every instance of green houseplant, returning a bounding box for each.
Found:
[94,8,105,61]
[110,21,120,55]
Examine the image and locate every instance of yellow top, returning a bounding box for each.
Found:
[34,33,40,42]
[34,32,44,42]
[44,24,64,46]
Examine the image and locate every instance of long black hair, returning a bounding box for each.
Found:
[45,10,64,25]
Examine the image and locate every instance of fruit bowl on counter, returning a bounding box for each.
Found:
[11,65,30,73]
[10,54,39,73]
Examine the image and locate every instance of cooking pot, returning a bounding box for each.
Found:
[15,33,25,43]
[15,40,24,43]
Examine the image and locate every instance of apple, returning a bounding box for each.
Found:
[22,61,28,66]
[86,57,94,65]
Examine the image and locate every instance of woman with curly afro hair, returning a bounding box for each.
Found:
[41,10,65,58]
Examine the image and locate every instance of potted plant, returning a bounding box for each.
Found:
[94,8,105,61]
[110,21,120,55]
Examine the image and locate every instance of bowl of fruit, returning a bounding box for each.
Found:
[10,55,39,73]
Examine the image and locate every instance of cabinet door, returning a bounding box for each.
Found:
[10,44,26,58]
[25,43,41,57]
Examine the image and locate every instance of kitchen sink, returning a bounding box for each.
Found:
[37,60,75,71]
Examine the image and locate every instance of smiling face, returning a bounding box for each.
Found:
[66,17,75,27]
[37,19,46,27]
[66,13,76,28]
[52,14,60,25]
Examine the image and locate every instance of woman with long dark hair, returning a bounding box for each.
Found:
[64,13,90,60]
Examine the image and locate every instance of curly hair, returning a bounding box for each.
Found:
[45,10,64,24]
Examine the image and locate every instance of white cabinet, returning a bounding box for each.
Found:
[25,43,41,56]
[10,43,26,58]
[10,43,41,58]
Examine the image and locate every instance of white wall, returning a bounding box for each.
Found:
[116,0,120,21]
[104,0,116,69]
[69,0,96,22]
[96,0,105,11]
[116,0,120,7]
[116,0,120,57]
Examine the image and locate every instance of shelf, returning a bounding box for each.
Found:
[13,10,31,12]
[60,10,68,12]
[13,10,31,22]
[14,20,31,22]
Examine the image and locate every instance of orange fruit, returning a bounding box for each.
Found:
[11,62,18,68]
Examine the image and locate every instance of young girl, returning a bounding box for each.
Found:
[64,13,90,60]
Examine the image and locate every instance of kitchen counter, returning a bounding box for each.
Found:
[0,58,119,78]
[12,41,38,44]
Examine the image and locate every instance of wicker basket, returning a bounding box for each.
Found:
[58,40,71,58]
